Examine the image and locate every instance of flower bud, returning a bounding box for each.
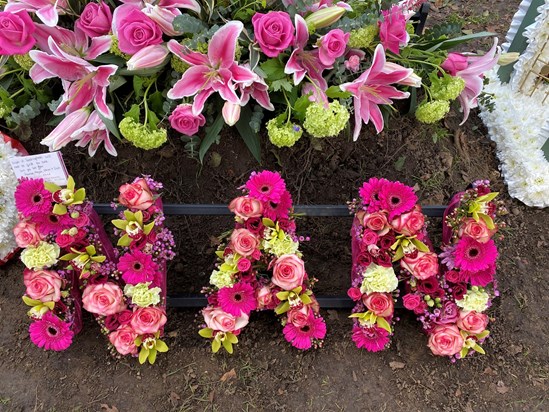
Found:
[222,102,241,126]
[497,52,519,66]
[126,45,169,71]
[305,6,346,30]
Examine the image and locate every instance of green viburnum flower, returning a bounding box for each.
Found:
[119,117,167,150]
[303,101,349,138]
[430,75,466,101]
[170,55,189,73]
[415,100,450,124]
[124,282,161,307]
[266,118,303,148]
[21,241,60,270]
[110,36,130,60]
[13,53,34,71]
[0,101,14,119]
[348,25,379,49]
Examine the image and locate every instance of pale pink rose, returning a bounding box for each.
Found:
[108,325,138,355]
[23,269,63,302]
[458,218,493,243]
[229,196,264,221]
[0,11,36,56]
[130,306,167,335]
[118,178,154,210]
[252,11,294,58]
[82,282,126,316]
[363,211,389,233]
[169,104,206,136]
[256,286,275,309]
[75,2,112,37]
[401,251,439,280]
[457,310,489,335]
[203,307,249,332]
[230,229,259,257]
[13,221,42,248]
[318,29,349,66]
[402,293,421,310]
[272,254,306,290]
[287,306,309,328]
[363,292,394,318]
[116,8,163,55]
[391,205,425,236]
[428,325,464,356]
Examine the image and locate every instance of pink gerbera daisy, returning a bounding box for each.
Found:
[218,282,257,316]
[352,325,390,351]
[29,312,74,351]
[283,313,326,350]
[245,171,286,203]
[117,250,158,285]
[263,190,293,221]
[358,177,389,212]
[454,237,498,272]
[14,178,52,217]
[35,212,71,236]
[379,180,417,219]
[462,263,496,287]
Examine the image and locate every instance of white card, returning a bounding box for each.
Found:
[9,152,69,186]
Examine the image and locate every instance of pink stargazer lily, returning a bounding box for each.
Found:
[238,68,274,111]
[285,14,331,89]
[167,21,257,116]
[33,24,112,59]
[29,36,117,119]
[340,44,417,140]
[5,0,68,27]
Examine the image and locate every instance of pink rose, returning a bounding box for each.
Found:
[237,258,251,272]
[116,8,163,55]
[23,269,63,302]
[229,196,264,221]
[130,306,167,335]
[117,310,133,325]
[203,307,249,332]
[457,310,488,335]
[108,325,138,355]
[441,53,468,76]
[73,213,90,228]
[256,286,277,310]
[272,254,306,290]
[391,205,425,236]
[437,301,459,325]
[169,104,206,136]
[363,211,389,233]
[347,287,362,301]
[362,230,379,246]
[402,293,421,311]
[458,218,493,243]
[428,325,464,356]
[13,220,42,248]
[75,2,112,37]
[82,282,126,316]
[318,29,349,66]
[378,5,409,55]
[55,233,75,248]
[230,229,259,257]
[363,292,394,318]
[345,54,361,72]
[118,178,154,210]
[0,11,36,55]
[445,270,462,283]
[252,11,294,58]
[287,306,309,328]
[401,251,439,280]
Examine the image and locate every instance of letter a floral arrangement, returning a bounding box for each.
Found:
[0,0,499,162]
[199,171,326,353]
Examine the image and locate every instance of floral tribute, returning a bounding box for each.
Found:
[347,178,436,351]
[402,180,506,360]
[199,171,326,353]
[13,175,113,351]
[81,176,175,364]
[0,0,498,161]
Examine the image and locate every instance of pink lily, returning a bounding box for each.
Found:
[238,69,274,111]
[340,44,415,139]
[284,14,330,89]
[5,0,68,27]
[73,111,117,157]
[41,107,91,151]
[126,44,169,71]
[167,21,256,116]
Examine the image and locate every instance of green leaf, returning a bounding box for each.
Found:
[172,14,207,33]
[325,85,351,99]
[92,54,126,66]
[133,76,145,98]
[138,347,149,364]
[293,94,312,121]
[149,91,164,114]
[199,328,214,338]
[394,155,406,172]
[262,218,275,227]
[199,113,224,163]
[376,316,392,333]
[125,104,140,123]
[222,339,234,354]
[260,59,286,81]
[270,79,293,92]
[212,338,221,353]
[147,110,160,130]
[235,105,261,163]
[274,301,290,315]
[425,32,496,52]
[97,110,121,140]
[109,75,126,92]
[148,348,157,364]
[156,340,169,353]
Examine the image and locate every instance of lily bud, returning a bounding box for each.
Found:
[305,6,346,30]
[126,45,169,71]
[222,102,241,126]
[497,52,520,66]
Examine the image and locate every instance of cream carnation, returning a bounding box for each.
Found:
[360,264,398,294]
[124,282,161,307]
[456,286,490,313]
[20,241,60,270]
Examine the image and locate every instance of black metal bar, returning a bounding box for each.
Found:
[411,2,430,35]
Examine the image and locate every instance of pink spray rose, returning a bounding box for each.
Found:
[82,282,126,316]
[13,221,42,248]
[252,11,294,58]
[347,287,362,301]
[272,254,306,290]
[318,29,349,66]
[130,306,167,335]
[457,310,489,335]
[458,218,494,243]
[391,205,425,236]
[362,229,379,246]
[75,2,112,37]
[0,11,36,55]
[230,229,260,257]
[428,325,464,356]
[401,251,439,280]
[203,307,249,332]
[23,269,63,302]
[363,292,394,318]
[55,233,75,248]
[256,285,277,310]
[287,306,310,328]
[345,54,361,72]
[169,104,206,136]
[118,178,154,210]
[229,196,264,221]
[378,5,409,55]
[402,293,421,311]
[108,325,138,355]
[441,53,468,76]
[116,9,163,55]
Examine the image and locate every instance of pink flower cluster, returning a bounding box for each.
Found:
[200,171,326,352]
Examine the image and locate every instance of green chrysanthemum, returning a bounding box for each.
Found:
[13,53,34,71]
[415,100,450,124]
[303,101,349,138]
[119,117,167,150]
[267,119,303,148]
[348,25,379,49]
[430,76,466,101]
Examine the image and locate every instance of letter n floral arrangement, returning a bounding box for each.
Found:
[13,176,113,351]
[403,181,505,361]
[82,176,175,364]
[199,171,326,353]
[348,178,437,351]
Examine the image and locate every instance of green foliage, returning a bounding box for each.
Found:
[260,59,286,82]
[199,112,224,163]
[235,105,261,163]
[172,14,208,33]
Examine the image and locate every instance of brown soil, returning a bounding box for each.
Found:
[1,1,548,411]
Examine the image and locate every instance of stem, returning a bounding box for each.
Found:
[142,80,156,126]
[0,69,22,79]
[9,88,25,99]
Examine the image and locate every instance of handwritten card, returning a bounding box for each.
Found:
[9,152,69,186]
